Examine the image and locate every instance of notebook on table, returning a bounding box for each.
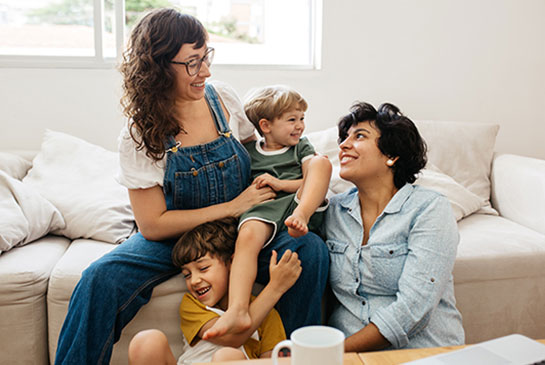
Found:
[403,334,545,365]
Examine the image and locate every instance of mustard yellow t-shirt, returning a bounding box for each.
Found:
[179,293,286,359]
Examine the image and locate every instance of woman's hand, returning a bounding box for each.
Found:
[268,250,302,294]
[228,183,276,217]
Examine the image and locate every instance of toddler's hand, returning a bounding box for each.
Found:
[253,173,284,192]
[268,250,302,293]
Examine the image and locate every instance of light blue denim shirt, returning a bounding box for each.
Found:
[325,183,464,349]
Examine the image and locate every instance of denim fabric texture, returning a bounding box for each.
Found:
[325,183,464,349]
[54,84,328,365]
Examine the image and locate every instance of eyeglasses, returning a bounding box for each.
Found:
[170,47,215,76]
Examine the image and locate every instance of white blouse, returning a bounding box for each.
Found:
[116,80,255,189]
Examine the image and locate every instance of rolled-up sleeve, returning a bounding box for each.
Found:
[370,195,459,348]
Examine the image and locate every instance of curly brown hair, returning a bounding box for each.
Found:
[171,217,238,268]
[119,8,207,161]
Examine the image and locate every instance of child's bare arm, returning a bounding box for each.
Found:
[199,250,301,348]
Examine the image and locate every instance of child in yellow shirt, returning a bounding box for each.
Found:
[128,217,301,364]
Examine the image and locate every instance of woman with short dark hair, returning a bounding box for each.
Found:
[326,102,464,351]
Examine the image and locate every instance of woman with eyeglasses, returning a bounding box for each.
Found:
[54,8,328,364]
[324,102,464,352]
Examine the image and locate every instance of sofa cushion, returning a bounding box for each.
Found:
[454,214,545,343]
[0,151,32,180]
[0,236,70,365]
[23,130,136,244]
[415,120,499,214]
[454,214,545,283]
[48,239,187,364]
[0,170,65,254]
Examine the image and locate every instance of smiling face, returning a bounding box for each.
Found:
[181,254,230,310]
[171,43,212,103]
[262,106,306,149]
[338,121,392,185]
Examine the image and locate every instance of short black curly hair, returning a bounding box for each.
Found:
[337,102,427,189]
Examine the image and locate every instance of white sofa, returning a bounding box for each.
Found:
[1,121,545,365]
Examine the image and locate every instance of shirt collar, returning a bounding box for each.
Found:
[338,183,414,215]
[383,183,414,214]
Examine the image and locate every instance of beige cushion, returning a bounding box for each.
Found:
[0,236,70,365]
[415,120,499,214]
[23,130,136,244]
[47,239,187,365]
[454,214,545,343]
[0,171,65,254]
[455,214,545,283]
[0,152,32,180]
[415,164,484,221]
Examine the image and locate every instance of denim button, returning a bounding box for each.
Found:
[219,161,225,168]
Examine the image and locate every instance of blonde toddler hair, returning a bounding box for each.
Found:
[244,85,308,136]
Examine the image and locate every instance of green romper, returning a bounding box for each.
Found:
[240,137,328,246]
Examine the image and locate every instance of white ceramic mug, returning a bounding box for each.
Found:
[271,325,345,365]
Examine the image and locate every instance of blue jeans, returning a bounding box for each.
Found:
[54,231,328,364]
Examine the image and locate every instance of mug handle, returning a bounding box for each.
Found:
[271,339,292,365]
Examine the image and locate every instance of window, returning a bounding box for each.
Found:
[0,0,320,68]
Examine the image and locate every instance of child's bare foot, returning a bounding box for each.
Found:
[285,212,309,238]
[203,308,251,340]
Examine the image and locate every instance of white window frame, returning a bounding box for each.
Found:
[0,0,321,70]
[0,0,125,68]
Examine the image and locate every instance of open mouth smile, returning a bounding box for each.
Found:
[196,286,210,296]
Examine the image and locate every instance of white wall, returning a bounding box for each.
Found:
[1,0,544,159]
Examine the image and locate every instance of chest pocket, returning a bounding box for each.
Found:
[174,154,243,210]
[326,239,350,285]
[370,242,409,292]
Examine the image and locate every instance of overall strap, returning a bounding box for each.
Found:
[205,84,231,135]
[164,136,181,153]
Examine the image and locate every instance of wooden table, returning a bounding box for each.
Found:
[195,352,363,364]
[196,339,545,364]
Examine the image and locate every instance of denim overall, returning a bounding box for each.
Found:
[55,85,329,365]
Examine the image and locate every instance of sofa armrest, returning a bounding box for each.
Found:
[490,153,545,235]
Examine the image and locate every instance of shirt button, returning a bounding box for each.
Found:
[362,300,366,306]
[355,277,359,283]
[218,161,225,168]
[389,250,394,255]
[430,278,435,283]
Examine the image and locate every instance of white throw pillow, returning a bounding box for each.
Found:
[0,152,32,180]
[415,164,485,221]
[414,120,499,214]
[0,171,65,254]
[23,130,136,244]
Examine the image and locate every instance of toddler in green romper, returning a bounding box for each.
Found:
[203,85,332,340]
[239,136,327,245]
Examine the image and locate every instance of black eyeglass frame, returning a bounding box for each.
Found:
[170,47,215,76]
